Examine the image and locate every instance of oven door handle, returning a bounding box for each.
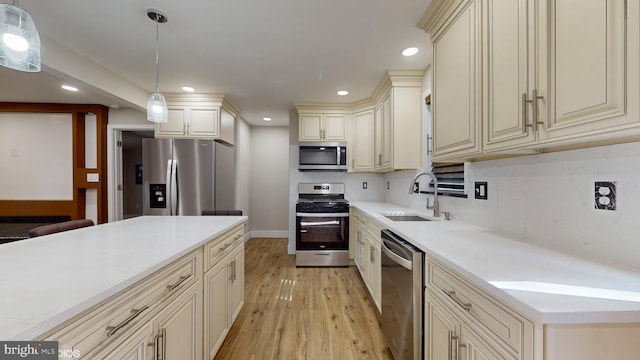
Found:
[296,212,350,217]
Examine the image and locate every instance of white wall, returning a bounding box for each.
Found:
[384,67,640,271]
[249,126,290,237]
[0,113,73,200]
[235,118,251,229]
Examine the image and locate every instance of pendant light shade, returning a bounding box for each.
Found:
[147,92,168,123]
[146,9,168,123]
[0,2,41,72]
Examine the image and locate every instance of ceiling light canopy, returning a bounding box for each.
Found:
[146,9,168,123]
[402,47,419,57]
[0,2,41,72]
[181,86,195,92]
[337,90,349,96]
[263,117,272,122]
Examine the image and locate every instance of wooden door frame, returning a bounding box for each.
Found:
[0,103,109,223]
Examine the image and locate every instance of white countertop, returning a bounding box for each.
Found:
[351,201,640,324]
[0,216,246,340]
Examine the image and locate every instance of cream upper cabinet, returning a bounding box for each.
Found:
[298,113,347,141]
[421,0,640,160]
[156,94,239,145]
[430,0,482,160]
[351,109,374,172]
[536,0,639,144]
[482,0,537,151]
[374,82,423,172]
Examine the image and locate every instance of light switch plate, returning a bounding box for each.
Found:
[595,181,616,210]
[475,182,488,200]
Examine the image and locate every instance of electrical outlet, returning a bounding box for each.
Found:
[413,182,419,193]
[474,182,488,200]
[386,181,390,190]
[362,182,368,189]
[595,181,616,210]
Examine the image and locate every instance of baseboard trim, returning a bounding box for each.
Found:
[248,230,289,239]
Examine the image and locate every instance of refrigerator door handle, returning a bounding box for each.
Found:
[165,159,173,215]
[170,159,178,215]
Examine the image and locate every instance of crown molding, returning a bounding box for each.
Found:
[416,0,469,37]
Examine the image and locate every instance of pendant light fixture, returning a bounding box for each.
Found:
[0,0,41,72]
[146,9,168,123]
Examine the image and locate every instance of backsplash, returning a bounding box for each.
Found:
[384,141,640,271]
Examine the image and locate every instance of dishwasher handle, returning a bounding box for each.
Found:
[381,238,413,270]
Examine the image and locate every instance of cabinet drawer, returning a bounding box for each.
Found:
[44,249,202,356]
[426,258,532,355]
[204,225,244,271]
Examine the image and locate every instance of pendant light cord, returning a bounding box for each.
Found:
[154,15,160,93]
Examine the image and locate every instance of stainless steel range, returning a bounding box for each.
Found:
[295,183,349,267]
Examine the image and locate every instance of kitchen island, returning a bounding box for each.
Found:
[0,215,246,359]
[351,201,640,360]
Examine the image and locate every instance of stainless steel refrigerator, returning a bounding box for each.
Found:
[142,138,236,216]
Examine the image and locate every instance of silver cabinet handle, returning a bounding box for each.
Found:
[523,89,544,132]
[522,92,531,132]
[427,134,433,155]
[166,275,190,292]
[106,305,149,337]
[186,122,190,135]
[229,262,233,281]
[441,288,471,311]
[218,243,232,251]
[448,331,465,360]
[370,244,374,263]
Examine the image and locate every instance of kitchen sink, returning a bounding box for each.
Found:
[383,215,432,222]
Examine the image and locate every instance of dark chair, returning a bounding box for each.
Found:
[28,219,95,238]
[201,210,243,216]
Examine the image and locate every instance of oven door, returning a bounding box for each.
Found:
[296,212,349,250]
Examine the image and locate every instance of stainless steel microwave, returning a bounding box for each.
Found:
[298,141,347,171]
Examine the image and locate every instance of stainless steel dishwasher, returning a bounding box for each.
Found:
[381,229,424,360]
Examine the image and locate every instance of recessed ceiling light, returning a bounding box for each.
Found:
[402,47,419,57]
[61,84,78,92]
[181,86,195,92]
[337,90,349,96]
[263,117,272,121]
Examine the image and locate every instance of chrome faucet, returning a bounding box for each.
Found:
[408,171,440,217]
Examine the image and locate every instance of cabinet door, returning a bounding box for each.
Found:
[323,114,347,141]
[354,225,367,278]
[156,107,187,137]
[432,1,481,160]
[204,260,229,359]
[462,323,517,360]
[299,114,323,141]
[351,110,374,172]
[229,244,245,324]
[375,92,393,171]
[99,323,154,360]
[539,0,636,141]
[425,292,461,360]
[189,107,219,137]
[367,232,381,312]
[483,0,536,151]
[152,282,202,360]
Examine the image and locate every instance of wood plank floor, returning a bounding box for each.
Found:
[214,238,393,360]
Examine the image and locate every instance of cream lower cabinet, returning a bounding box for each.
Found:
[425,256,533,360]
[351,209,381,313]
[204,225,245,359]
[41,224,245,360]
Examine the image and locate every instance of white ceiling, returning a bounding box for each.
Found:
[0,0,433,126]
